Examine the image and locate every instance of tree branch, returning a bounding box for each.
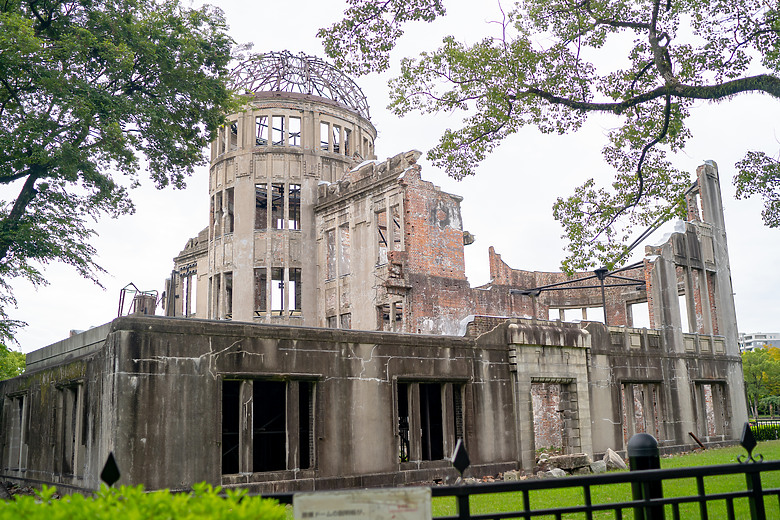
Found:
[513,74,780,114]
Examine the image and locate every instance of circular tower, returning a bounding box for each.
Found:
[206,51,376,325]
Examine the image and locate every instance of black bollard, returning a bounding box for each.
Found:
[627,433,664,520]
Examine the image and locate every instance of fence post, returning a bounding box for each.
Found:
[628,433,664,520]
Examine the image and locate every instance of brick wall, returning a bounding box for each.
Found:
[531,383,564,451]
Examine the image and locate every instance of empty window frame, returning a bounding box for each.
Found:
[224,272,233,319]
[214,275,221,319]
[4,394,28,472]
[272,116,285,146]
[225,188,234,234]
[396,382,462,463]
[344,128,352,156]
[332,125,341,154]
[255,184,268,229]
[271,267,284,315]
[390,205,402,251]
[271,183,285,229]
[228,122,238,151]
[377,209,388,265]
[288,184,301,230]
[299,381,314,470]
[253,381,286,471]
[255,116,269,146]
[340,313,352,329]
[326,316,337,328]
[339,223,350,275]
[221,379,315,474]
[289,116,301,146]
[221,380,241,474]
[289,268,302,316]
[320,122,330,151]
[212,192,222,237]
[218,126,225,155]
[56,384,86,477]
[207,276,213,319]
[254,268,267,315]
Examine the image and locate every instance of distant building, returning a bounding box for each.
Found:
[739,332,780,351]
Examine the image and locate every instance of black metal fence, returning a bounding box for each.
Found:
[253,424,780,519]
[263,460,780,519]
[429,460,780,519]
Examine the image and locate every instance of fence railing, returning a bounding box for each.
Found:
[248,424,780,519]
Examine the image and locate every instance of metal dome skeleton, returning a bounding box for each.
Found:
[230,51,371,119]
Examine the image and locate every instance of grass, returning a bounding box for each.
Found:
[431,441,780,519]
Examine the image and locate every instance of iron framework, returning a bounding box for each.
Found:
[230,51,371,119]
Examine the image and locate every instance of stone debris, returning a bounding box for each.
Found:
[603,448,628,470]
[589,460,607,474]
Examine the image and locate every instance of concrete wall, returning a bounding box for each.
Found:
[1,312,746,494]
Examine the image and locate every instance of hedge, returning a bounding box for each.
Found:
[0,482,286,519]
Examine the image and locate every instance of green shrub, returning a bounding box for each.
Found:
[0,482,286,520]
[751,422,780,441]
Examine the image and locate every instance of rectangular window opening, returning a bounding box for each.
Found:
[254,268,267,315]
[6,395,27,472]
[215,275,222,319]
[255,184,268,230]
[332,125,341,154]
[224,272,233,319]
[320,122,330,151]
[255,116,268,146]
[340,313,351,329]
[221,380,241,474]
[272,115,285,146]
[298,381,314,470]
[253,381,287,472]
[213,192,222,237]
[420,384,444,461]
[289,268,302,316]
[271,267,284,315]
[288,184,301,230]
[378,303,390,331]
[289,116,301,146]
[272,183,285,229]
[225,188,234,234]
[377,209,388,265]
[391,205,401,250]
[326,316,337,328]
[392,301,404,332]
[344,128,352,156]
[228,122,238,151]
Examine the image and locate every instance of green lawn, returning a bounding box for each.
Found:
[432,441,780,519]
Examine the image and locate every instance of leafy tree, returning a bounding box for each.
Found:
[0,343,24,380]
[742,347,780,419]
[0,0,237,343]
[320,0,780,272]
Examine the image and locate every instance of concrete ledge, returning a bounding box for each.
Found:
[25,323,112,372]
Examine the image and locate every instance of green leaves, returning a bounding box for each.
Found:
[322,0,780,272]
[319,0,446,75]
[0,483,287,519]
[735,151,780,228]
[0,0,236,343]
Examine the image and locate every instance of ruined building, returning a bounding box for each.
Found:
[1,52,747,494]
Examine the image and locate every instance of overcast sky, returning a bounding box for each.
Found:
[6,1,780,353]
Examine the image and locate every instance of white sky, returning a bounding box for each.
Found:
[6,1,780,353]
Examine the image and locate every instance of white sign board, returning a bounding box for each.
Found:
[293,487,432,520]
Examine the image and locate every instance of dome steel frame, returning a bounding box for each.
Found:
[230,51,371,119]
